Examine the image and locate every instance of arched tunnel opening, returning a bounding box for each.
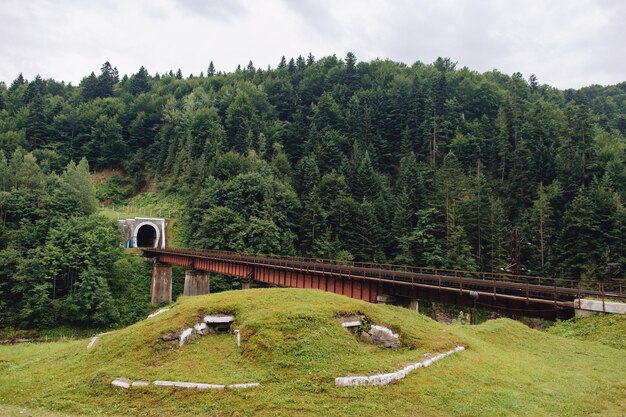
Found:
[137,225,158,247]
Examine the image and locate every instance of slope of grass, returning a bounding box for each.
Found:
[547,313,626,350]
[1,289,625,417]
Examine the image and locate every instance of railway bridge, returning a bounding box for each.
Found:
[142,248,626,320]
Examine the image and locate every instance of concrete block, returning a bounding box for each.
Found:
[335,376,368,386]
[228,383,260,389]
[454,345,465,352]
[147,308,169,319]
[131,381,149,387]
[204,314,234,324]
[194,383,225,390]
[112,378,131,389]
[341,321,362,328]
[391,370,406,380]
[422,359,433,367]
[151,263,172,305]
[575,299,626,314]
[179,328,193,346]
[87,336,98,350]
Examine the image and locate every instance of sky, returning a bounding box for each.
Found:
[1,0,624,89]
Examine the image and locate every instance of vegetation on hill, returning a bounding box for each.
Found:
[547,313,626,350]
[0,289,625,416]
[2,54,626,328]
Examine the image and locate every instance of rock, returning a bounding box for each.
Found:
[341,320,362,329]
[194,322,208,335]
[359,331,372,343]
[179,328,193,346]
[161,331,179,342]
[131,381,149,387]
[111,378,131,389]
[368,325,401,348]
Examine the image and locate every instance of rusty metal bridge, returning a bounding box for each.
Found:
[142,248,626,319]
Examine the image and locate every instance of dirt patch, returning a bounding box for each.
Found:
[91,169,125,183]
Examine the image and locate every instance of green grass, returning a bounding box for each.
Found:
[547,313,626,350]
[1,289,625,416]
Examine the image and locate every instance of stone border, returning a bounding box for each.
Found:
[147,308,170,319]
[86,331,112,350]
[335,345,465,387]
[112,378,259,390]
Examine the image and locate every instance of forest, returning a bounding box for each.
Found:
[1,54,626,328]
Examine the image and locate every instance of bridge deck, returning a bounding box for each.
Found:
[142,248,626,318]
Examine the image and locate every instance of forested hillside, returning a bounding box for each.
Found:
[2,54,626,328]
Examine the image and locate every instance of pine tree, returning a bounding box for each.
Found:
[129,66,150,95]
[207,61,215,77]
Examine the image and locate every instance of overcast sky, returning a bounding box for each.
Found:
[1,0,624,89]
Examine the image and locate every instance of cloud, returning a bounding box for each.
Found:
[0,0,623,89]
[174,0,246,22]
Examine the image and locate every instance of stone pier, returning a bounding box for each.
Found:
[183,270,210,296]
[151,262,172,304]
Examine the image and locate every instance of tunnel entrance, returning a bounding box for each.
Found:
[136,224,158,247]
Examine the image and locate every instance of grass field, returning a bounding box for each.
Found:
[1,289,624,417]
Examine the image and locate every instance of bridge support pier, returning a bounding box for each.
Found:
[183,270,210,296]
[408,299,419,313]
[151,262,172,305]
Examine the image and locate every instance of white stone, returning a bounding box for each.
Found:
[147,308,169,319]
[391,370,406,380]
[193,383,225,390]
[179,328,193,346]
[455,345,465,352]
[377,374,394,385]
[369,325,398,338]
[335,377,353,387]
[422,359,433,367]
[341,321,362,328]
[228,383,260,389]
[87,336,98,350]
[131,381,149,387]
[403,364,418,374]
[204,314,234,324]
[194,322,208,334]
[112,378,131,389]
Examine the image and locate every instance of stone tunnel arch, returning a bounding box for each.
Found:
[134,222,161,248]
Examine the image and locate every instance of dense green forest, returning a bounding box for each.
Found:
[1,54,625,328]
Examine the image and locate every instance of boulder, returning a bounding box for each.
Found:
[111,378,131,389]
[179,328,193,346]
[368,325,401,349]
[194,322,208,335]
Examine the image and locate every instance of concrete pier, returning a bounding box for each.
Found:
[183,270,210,296]
[151,262,172,304]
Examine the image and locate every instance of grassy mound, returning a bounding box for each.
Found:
[1,289,625,417]
[547,314,626,350]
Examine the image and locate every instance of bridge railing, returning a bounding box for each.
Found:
[143,248,626,302]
